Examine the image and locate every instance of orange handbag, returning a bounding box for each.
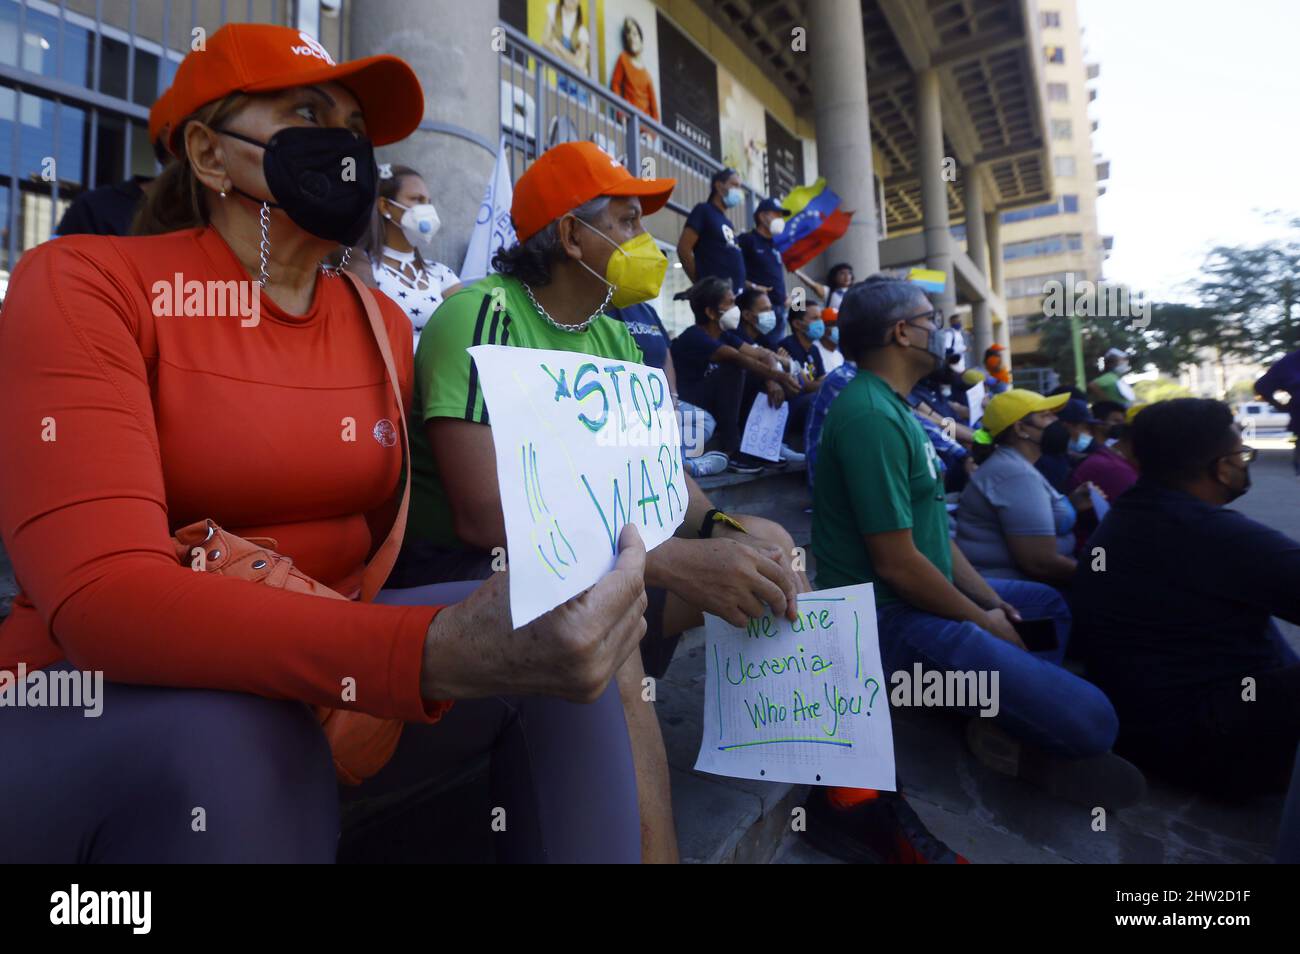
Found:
[171,271,419,785]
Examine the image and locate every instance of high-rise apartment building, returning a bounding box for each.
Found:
[1005,0,1110,367]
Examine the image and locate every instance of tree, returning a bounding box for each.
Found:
[1196,215,1300,362]
[1032,301,1221,387]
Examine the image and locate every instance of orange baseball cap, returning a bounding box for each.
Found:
[163,23,423,155]
[511,141,676,242]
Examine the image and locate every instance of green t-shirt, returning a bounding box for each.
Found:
[407,273,644,549]
[1089,371,1130,406]
[811,369,952,603]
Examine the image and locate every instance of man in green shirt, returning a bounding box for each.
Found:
[1088,348,1136,407]
[805,275,1140,855]
[398,141,808,863]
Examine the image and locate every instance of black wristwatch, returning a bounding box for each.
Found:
[699,508,748,539]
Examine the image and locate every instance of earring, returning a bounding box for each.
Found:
[219,189,227,198]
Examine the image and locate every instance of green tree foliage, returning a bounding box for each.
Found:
[1029,213,1300,384]
[1033,302,1219,388]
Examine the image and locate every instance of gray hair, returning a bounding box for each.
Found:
[493,195,612,287]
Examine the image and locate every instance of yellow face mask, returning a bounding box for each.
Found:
[577,219,668,308]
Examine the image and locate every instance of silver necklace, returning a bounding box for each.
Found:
[521,280,613,333]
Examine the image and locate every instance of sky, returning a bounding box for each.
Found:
[1077,0,1300,303]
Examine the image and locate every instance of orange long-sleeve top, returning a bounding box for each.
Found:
[0,226,449,724]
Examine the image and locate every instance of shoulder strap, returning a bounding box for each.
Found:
[342,270,411,602]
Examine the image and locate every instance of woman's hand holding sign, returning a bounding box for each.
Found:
[421,525,648,704]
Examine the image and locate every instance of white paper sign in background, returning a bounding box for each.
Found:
[468,345,687,626]
[739,394,789,462]
[695,583,896,791]
[965,380,986,427]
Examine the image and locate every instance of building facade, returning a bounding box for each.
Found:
[0,0,1069,361]
[1003,0,1110,364]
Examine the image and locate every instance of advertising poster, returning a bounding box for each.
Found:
[602,0,661,123]
[718,65,767,191]
[655,11,720,158]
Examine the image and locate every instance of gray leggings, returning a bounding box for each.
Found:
[0,582,641,863]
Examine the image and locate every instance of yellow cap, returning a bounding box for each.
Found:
[982,388,1070,438]
[1124,402,1149,423]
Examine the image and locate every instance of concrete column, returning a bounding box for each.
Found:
[985,209,1011,367]
[349,2,499,272]
[964,169,992,359]
[917,68,956,316]
[809,0,879,275]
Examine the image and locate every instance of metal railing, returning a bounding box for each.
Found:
[495,22,760,231]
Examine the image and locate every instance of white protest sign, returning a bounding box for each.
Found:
[468,345,687,626]
[695,583,896,790]
[965,380,986,427]
[739,394,789,462]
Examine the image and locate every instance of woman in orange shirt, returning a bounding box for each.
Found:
[0,24,646,863]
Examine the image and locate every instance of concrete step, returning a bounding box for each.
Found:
[657,625,808,863]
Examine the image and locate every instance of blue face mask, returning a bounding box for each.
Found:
[756,310,777,335]
[806,318,825,341]
[829,326,839,345]
[723,186,743,209]
[1071,433,1093,453]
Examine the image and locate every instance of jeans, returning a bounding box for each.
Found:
[875,577,1118,758]
[676,399,716,458]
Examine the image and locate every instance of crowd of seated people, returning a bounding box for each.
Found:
[4,25,1298,867]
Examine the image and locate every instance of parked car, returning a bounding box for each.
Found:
[1236,401,1290,431]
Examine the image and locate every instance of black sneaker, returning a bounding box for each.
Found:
[726,456,764,475]
[965,719,1147,808]
[802,788,970,864]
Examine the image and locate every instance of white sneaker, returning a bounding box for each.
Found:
[780,444,806,463]
[686,451,729,477]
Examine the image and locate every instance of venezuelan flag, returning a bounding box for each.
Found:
[774,177,855,271]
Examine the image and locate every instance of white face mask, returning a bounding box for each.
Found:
[388,199,441,249]
[767,216,785,236]
[756,310,777,334]
[719,305,741,330]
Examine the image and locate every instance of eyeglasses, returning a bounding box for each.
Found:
[1219,448,1257,466]
[904,308,939,330]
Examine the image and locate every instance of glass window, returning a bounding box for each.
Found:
[1003,234,1083,262]
[1051,118,1072,140]
[1062,194,1079,213]
[1054,156,1076,177]
[1045,45,1064,64]
[1042,11,1062,28]
[1047,82,1068,101]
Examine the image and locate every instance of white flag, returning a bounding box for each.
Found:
[460,137,517,283]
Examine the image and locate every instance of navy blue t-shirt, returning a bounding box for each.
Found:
[737,230,787,307]
[723,326,756,349]
[609,302,669,370]
[670,324,726,389]
[777,333,825,380]
[685,201,746,294]
[1071,479,1300,724]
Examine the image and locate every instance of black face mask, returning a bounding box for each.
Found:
[217,126,378,247]
[1216,460,1251,502]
